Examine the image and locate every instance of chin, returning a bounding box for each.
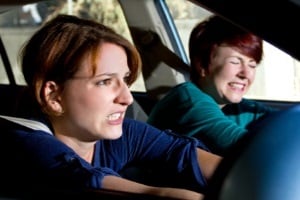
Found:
[108,128,123,140]
[227,96,243,104]
[231,98,243,103]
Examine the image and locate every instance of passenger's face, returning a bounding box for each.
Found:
[58,43,133,141]
[201,46,257,106]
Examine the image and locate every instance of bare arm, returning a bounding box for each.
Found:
[102,175,204,200]
[197,148,222,180]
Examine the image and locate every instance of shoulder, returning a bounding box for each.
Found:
[0,116,74,156]
[172,81,200,94]
[160,82,211,103]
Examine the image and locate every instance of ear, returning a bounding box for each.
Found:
[42,81,64,114]
[199,67,206,77]
[195,61,207,78]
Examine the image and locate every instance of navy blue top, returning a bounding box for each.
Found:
[0,117,208,194]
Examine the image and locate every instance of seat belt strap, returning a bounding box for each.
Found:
[0,115,53,135]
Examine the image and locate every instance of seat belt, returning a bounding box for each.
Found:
[0,115,53,135]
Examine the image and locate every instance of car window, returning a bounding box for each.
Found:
[1,0,299,101]
[0,0,145,91]
[165,0,300,102]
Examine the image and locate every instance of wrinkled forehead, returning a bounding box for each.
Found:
[73,43,131,79]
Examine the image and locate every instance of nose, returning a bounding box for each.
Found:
[238,64,255,80]
[115,82,133,106]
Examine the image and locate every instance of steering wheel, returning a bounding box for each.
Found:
[204,105,300,200]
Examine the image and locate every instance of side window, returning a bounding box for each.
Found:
[165,0,300,102]
[0,0,145,91]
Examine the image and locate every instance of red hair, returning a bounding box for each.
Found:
[189,15,263,82]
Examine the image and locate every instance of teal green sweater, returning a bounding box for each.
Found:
[148,82,275,155]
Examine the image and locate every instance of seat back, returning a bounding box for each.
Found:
[0,84,27,116]
[125,100,148,122]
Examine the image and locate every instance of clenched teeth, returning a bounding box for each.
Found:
[229,83,244,89]
[107,112,122,121]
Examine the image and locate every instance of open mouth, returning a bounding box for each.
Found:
[106,112,123,121]
[229,82,246,91]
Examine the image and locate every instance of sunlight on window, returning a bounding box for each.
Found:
[0,0,146,91]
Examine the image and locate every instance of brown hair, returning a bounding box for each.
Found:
[20,14,141,114]
[189,15,263,83]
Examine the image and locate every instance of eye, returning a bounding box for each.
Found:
[228,57,241,65]
[248,61,258,69]
[124,75,131,86]
[123,71,132,86]
[249,64,257,69]
[96,78,112,86]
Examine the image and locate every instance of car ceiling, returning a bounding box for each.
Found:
[190,0,300,61]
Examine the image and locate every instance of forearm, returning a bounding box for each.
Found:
[102,175,203,200]
[180,103,247,152]
[196,148,222,180]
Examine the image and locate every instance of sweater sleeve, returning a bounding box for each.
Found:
[179,96,248,152]
[0,118,120,192]
[148,82,249,154]
[170,92,276,154]
[120,119,208,193]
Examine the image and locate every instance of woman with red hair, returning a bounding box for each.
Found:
[148,15,276,155]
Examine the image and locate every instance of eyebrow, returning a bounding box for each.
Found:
[94,73,117,77]
[72,70,131,80]
[70,73,116,80]
[228,56,256,63]
[94,71,131,77]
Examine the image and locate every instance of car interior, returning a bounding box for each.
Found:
[0,0,300,199]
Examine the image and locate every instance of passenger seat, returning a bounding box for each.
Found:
[125,100,148,122]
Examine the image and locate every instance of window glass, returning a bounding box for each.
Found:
[166,0,300,101]
[0,0,145,91]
